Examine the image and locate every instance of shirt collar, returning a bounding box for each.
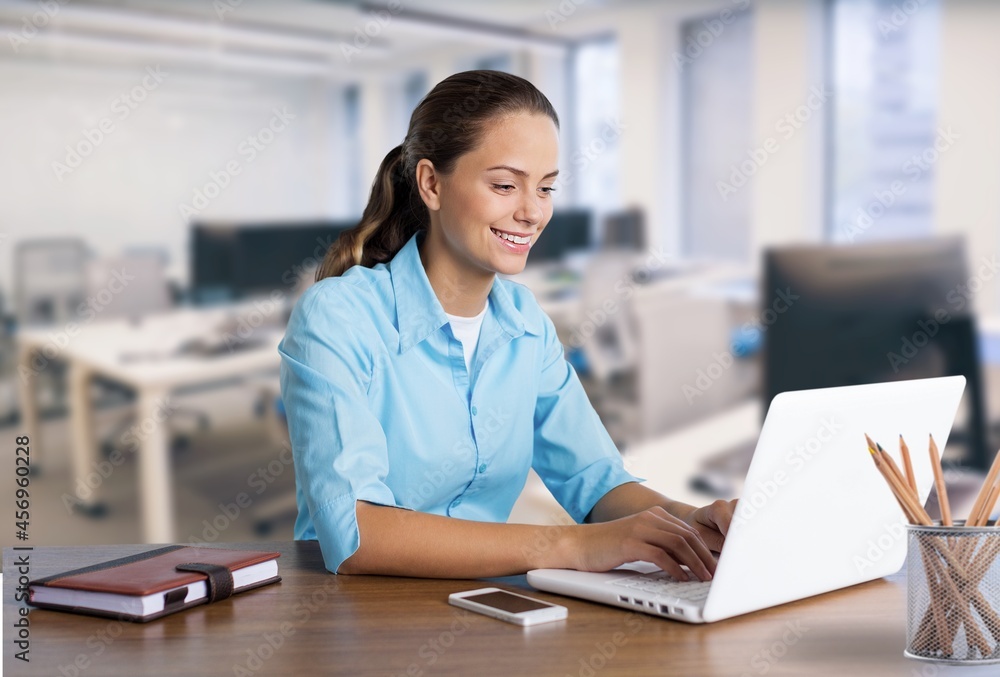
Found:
[389,230,542,353]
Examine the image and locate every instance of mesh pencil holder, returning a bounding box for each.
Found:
[905,521,1000,664]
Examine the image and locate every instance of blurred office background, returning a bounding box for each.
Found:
[2,0,1000,547]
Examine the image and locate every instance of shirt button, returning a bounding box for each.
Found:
[471,406,478,416]
[478,463,487,473]
[452,498,462,507]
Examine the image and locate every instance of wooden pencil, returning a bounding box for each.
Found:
[868,447,917,522]
[869,444,925,524]
[928,435,952,527]
[973,482,1000,527]
[967,449,1000,527]
[878,443,933,525]
[900,434,918,495]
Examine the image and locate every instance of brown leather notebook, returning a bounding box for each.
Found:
[27,545,281,622]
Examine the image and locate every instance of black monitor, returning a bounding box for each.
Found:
[602,207,646,251]
[233,222,353,296]
[191,224,239,304]
[191,221,354,303]
[762,236,989,469]
[529,209,594,263]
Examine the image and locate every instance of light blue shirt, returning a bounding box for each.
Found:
[278,229,644,574]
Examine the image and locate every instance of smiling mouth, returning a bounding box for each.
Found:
[490,227,532,245]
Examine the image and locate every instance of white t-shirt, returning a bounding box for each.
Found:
[445,299,489,373]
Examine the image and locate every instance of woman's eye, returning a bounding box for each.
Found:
[492,184,557,195]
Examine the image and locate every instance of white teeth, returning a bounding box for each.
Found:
[491,228,530,245]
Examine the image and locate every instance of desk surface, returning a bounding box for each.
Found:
[17,303,282,389]
[4,541,996,676]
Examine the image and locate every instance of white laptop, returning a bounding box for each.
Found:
[527,376,966,623]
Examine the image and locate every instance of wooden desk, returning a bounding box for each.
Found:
[4,541,996,676]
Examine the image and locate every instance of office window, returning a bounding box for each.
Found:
[570,37,621,238]
[387,71,429,145]
[473,53,514,73]
[403,71,429,118]
[828,0,941,243]
[680,7,754,261]
[343,83,362,217]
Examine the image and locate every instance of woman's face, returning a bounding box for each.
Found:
[420,112,560,278]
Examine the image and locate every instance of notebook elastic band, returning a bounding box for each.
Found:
[175,562,235,603]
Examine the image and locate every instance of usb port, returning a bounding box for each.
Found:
[618,595,628,603]
[632,599,644,606]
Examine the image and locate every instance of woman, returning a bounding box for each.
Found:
[279,70,736,579]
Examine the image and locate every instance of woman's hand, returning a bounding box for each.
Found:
[680,499,738,554]
[565,506,718,581]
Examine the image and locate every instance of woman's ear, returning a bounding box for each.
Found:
[415,158,442,212]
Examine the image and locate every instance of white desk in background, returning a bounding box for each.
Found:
[509,258,755,343]
[16,302,284,543]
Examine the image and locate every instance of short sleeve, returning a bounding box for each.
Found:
[278,281,411,574]
[530,311,645,523]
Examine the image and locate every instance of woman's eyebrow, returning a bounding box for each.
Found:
[485,164,559,179]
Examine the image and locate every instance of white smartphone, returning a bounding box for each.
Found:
[448,587,568,626]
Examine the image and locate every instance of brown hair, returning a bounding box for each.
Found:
[315,69,560,280]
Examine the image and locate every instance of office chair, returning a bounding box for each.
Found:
[578,252,639,380]
[12,238,91,423]
[14,238,90,327]
[575,252,642,447]
[0,289,17,426]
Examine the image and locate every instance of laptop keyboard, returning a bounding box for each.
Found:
[607,571,712,604]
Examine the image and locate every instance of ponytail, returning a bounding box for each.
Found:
[315,69,559,280]
[315,143,424,280]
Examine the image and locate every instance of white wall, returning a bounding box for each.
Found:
[0,59,344,291]
[0,37,572,299]
[749,0,828,269]
[937,0,1000,315]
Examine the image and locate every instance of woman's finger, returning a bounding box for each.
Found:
[642,524,714,581]
[636,545,688,582]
